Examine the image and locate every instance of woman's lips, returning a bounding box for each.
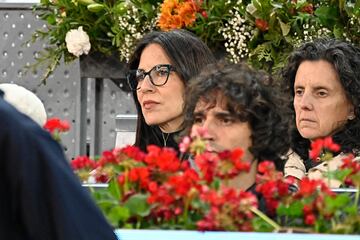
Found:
[300,118,316,122]
[142,100,159,110]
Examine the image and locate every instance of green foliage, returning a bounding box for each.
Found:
[30,0,360,83]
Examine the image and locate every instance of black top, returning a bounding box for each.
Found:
[247,183,268,214]
[149,126,182,152]
[0,95,117,240]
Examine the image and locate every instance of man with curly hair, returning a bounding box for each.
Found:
[183,62,290,190]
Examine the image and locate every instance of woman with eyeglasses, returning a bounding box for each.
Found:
[127,29,216,152]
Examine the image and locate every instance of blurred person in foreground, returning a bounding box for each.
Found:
[0,90,117,239]
[183,62,290,191]
[281,38,360,187]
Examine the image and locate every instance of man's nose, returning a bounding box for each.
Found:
[200,119,216,141]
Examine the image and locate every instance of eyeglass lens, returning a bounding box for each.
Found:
[127,64,175,90]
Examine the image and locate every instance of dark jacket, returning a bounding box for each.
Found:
[0,94,117,240]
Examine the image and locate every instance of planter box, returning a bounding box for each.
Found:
[114,229,359,240]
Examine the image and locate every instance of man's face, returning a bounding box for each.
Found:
[191,94,253,160]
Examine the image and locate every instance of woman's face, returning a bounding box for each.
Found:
[136,43,185,132]
[293,60,354,140]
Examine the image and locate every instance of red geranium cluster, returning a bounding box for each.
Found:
[340,154,360,187]
[71,135,360,233]
[43,117,70,142]
[309,136,340,160]
[198,187,258,231]
[72,142,258,230]
[256,161,294,216]
[43,117,70,133]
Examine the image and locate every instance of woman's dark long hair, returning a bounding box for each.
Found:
[281,38,360,169]
[184,62,290,171]
[128,29,216,152]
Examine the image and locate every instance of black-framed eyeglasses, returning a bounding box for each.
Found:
[126,64,177,91]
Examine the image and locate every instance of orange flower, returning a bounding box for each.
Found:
[178,2,197,26]
[158,0,203,30]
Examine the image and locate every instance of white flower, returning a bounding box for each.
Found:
[65,26,91,57]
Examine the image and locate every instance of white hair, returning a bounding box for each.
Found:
[0,83,47,126]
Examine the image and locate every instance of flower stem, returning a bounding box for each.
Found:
[250,206,281,231]
[354,185,360,209]
[327,159,331,187]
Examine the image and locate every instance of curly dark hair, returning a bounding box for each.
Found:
[281,38,360,170]
[183,62,290,170]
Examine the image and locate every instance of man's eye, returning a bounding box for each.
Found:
[193,117,204,125]
[220,118,234,125]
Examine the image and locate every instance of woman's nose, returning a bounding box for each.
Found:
[299,92,313,110]
[139,75,155,92]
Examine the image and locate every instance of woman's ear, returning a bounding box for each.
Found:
[348,106,355,120]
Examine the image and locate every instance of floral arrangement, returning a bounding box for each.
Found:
[30,0,360,82]
[71,132,360,234]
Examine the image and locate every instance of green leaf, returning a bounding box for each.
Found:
[114,2,128,15]
[343,205,358,215]
[124,193,150,217]
[325,194,350,210]
[108,179,121,200]
[78,0,96,6]
[331,169,352,182]
[315,6,339,27]
[278,17,290,36]
[46,15,56,25]
[333,24,344,39]
[87,3,105,13]
[107,205,130,227]
[277,201,303,217]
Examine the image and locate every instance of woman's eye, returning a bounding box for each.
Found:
[135,71,145,81]
[156,68,169,77]
[295,89,303,96]
[317,91,328,97]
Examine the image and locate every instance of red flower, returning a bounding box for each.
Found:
[119,145,145,162]
[257,161,276,175]
[97,150,118,166]
[43,117,70,133]
[297,178,319,197]
[201,10,208,18]
[71,155,96,170]
[309,136,340,160]
[303,204,313,215]
[304,213,316,225]
[300,4,314,14]
[323,137,340,152]
[255,19,269,32]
